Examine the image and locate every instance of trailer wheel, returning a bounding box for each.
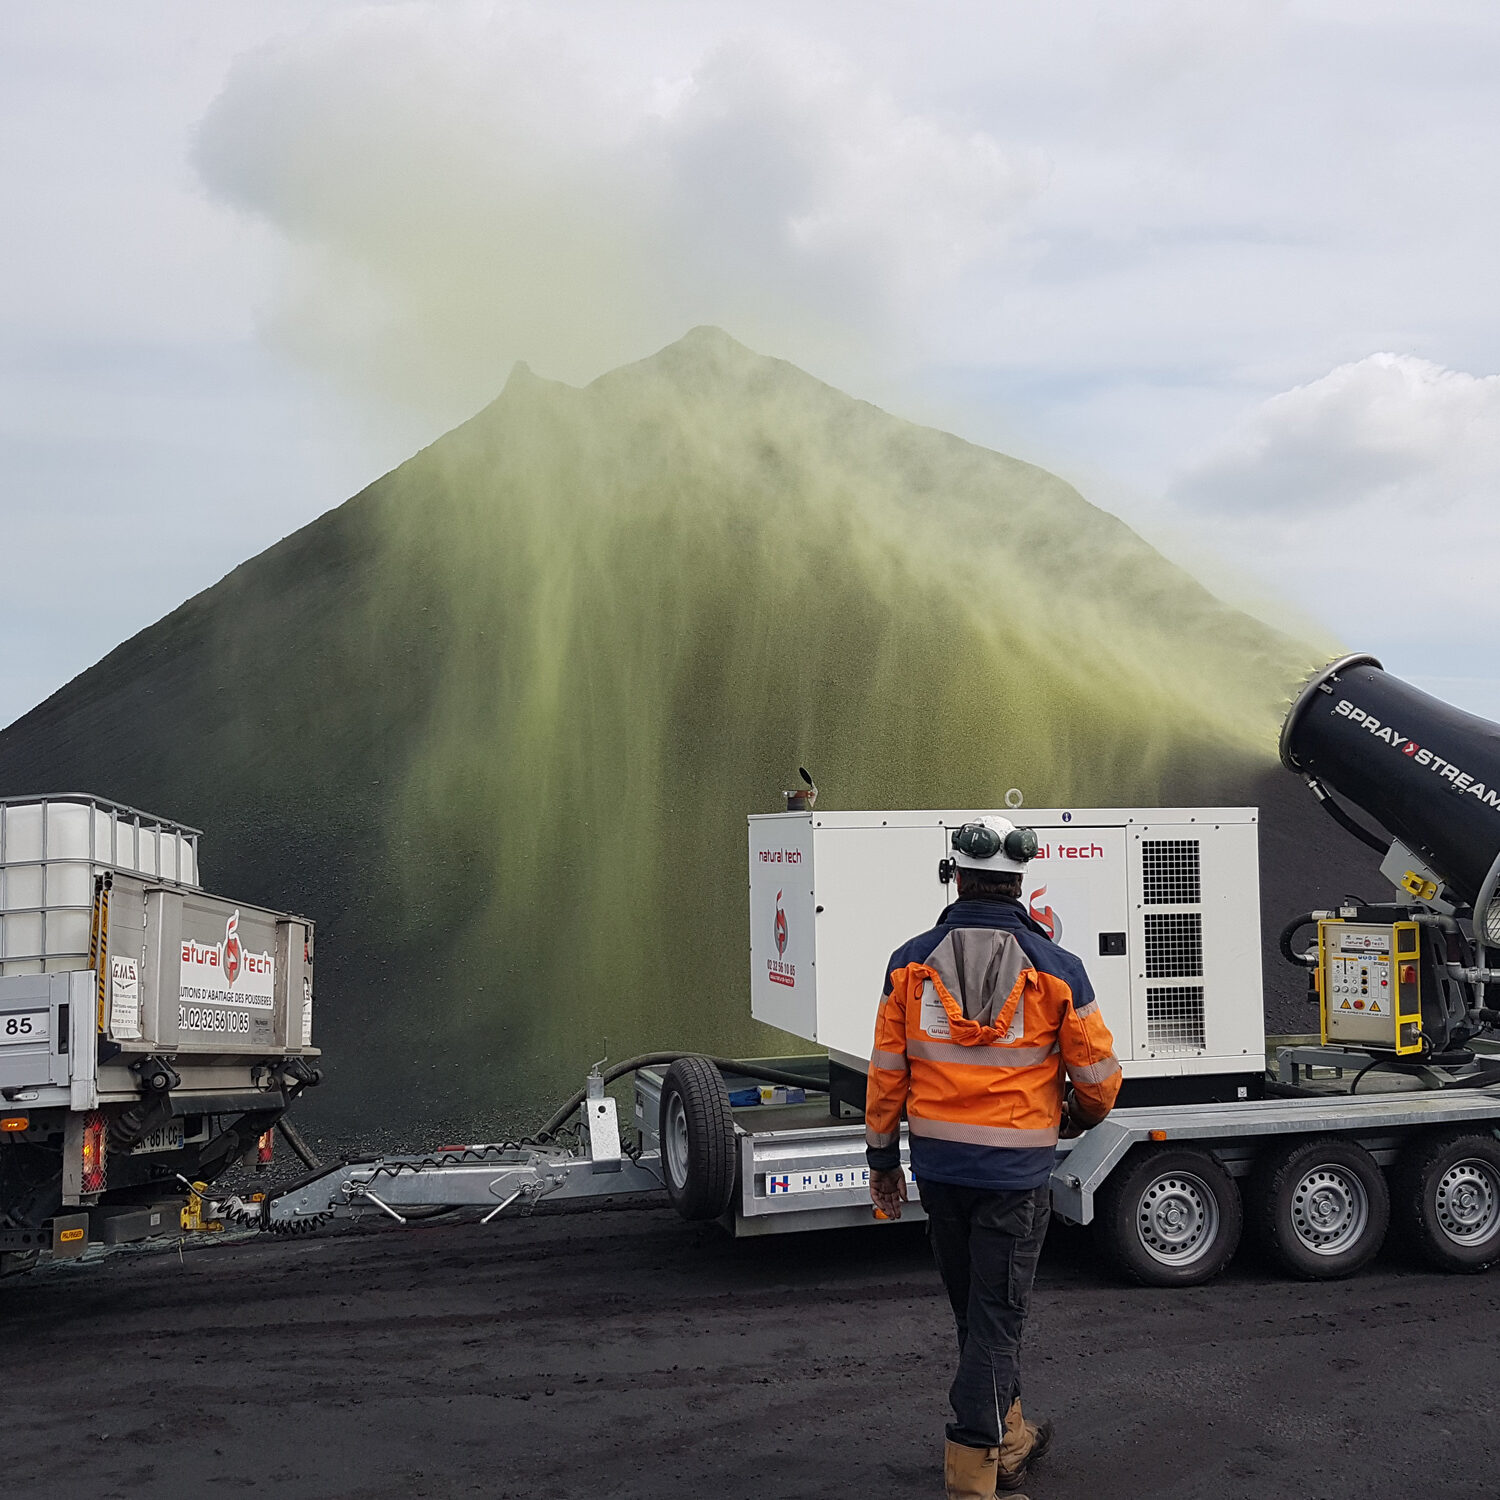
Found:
[1249,1136,1389,1280]
[659,1056,737,1221]
[1095,1147,1242,1287]
[1392,1131,1500,1273]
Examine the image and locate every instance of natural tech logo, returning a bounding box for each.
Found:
[223,909,242,988]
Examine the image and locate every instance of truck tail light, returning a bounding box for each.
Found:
[81,1111,107,1193]
[257,1129,274,1168]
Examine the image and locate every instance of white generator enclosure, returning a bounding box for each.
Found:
[749,809,1265,1087]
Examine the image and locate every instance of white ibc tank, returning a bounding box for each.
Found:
[0,796,201,975]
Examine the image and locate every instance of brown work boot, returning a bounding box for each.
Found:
[996,1398,1053,1492]
[945,1439,1022,1500]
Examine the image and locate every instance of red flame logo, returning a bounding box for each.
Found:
[223,909,242,988]
[774,891,788,957]
[1028,887,1060,942]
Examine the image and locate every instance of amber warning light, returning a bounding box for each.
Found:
[81,1111,107,1193]
[1,1116,28,1132]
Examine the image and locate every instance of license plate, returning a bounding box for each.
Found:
[0,1008,49,1046]
[130,1122,186,1155]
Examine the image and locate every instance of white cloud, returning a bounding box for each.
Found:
[1172,353,1500,513]
[1149,353,1500,684]
[192,13,1042,421]
[9,1,1500,726]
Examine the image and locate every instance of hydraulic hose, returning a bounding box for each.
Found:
[277,1116,321,1170]
[533,1053,829,1141]
[1305,777,1390,857]
[1349,1055,1397,1095]
[1279,913,1325,969]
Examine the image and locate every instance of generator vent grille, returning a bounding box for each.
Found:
[1141,839,1200,904]
[1144,912,1203,978]
[1147,986,1206,1052]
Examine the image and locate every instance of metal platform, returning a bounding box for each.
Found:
[1051,1086,1500,1224]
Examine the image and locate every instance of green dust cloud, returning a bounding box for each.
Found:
[352,328,1322,1124]
[0,327,1328,1142]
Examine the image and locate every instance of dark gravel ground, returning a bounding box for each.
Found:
[3,1201,1497,1500]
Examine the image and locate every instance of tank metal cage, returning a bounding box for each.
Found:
[0,795,202,975]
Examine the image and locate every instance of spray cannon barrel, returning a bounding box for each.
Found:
[1281,655,1500,923]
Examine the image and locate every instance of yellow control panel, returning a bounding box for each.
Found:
[1318,919,1423,1055]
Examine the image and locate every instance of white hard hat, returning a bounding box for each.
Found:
[948,815,1039,873]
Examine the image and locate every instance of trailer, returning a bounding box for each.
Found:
[259,1036,1500,1286]
[0,795,319,1274]
[28,656,1500,1289]
[262,656,1500,1286]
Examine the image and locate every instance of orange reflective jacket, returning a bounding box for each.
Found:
[865,897,1121,1190]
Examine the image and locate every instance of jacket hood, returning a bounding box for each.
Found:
[919,926,1038,1043]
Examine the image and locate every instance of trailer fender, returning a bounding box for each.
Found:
[1050,1118,1135,1225]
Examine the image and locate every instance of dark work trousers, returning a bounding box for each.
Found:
[916,1177,1052,1450]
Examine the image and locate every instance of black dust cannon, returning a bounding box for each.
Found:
[1279,654,1500,1073]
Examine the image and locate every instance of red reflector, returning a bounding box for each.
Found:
[257,1129,274,1166]
[81,1110,107,1193]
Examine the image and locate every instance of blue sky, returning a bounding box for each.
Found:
[4,1,1499,728]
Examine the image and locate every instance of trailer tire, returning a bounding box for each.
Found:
[1094,1146,1242,1287]
[659,1056,737,1222]
[1392,1131,1500,1273]
[1249,1136,1389,1280]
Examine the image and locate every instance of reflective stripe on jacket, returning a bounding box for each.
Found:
[865,897,1122,1191]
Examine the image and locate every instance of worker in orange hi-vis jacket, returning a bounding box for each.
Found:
[866,816,1122,1500]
